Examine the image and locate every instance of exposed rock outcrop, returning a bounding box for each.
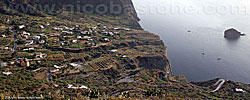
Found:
[135,55,169,71]
[224,28,245,38]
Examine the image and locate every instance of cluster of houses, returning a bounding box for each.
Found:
[235,88,248,93]
[0,61,15,67]
[50,62,83,73]
[16,22,130,51]
[1,22,131,78]
[66,84,90,90]
[13,52,47,68]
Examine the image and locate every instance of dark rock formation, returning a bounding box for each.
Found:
[224,28,244,38]
[135,55,170,71]
[1,0,139,21]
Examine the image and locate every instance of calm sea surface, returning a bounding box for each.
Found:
[133,0,250,83]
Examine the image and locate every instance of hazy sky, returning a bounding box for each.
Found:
[133,0,250,31]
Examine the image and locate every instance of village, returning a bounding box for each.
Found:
[0,16,134,91]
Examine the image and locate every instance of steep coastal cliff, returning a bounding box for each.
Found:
[2,0,139,20]
[1,0,169,73]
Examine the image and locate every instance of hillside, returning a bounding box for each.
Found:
[0,0,249,99]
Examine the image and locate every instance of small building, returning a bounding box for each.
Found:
[3,72,12,75]
[79,85,89,90]
[25,58,30,67]
[122,55,127,58]
[9,61,15,65]
[83,36,91,40]
[70,63,82,68]
[40,25,45,29]
[21,31,30,36]
[54,84,59,87]
[235,88,246,93]
[113,28,120,30]
[103,26,107,29]
[20,60,25,67]
[29,48,35,51]
[77,36,82,39]
[19,25,25,29]
[104,38,110,42]
[4,47,9,50]
[97,23,101,27]
[33,36,41,41]
[125,28,131,31]
[67,84,89,90]
[39,40,45,44]
[110,49,117,53]
[53,27,63,31]
[54,65,66,69]
[81,31,90,35]
[72,40,78,43]
[36,53,47,60]
[0,62,8,67]
[25,40,34,45]
[51,69,60,73]
[108,32,114,36]
[20,58,30,67]
[62,31,73,35]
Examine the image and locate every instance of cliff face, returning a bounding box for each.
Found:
[2,0,139,21]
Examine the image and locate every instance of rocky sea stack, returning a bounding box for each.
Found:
[224,28,245,38]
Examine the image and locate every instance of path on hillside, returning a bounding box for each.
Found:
[211,79,226,92]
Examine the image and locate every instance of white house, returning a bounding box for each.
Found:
[19,25,25,29]
[3,72,12,75]
[51,69,60,73]
[79,85,89,90]
[0,62,8,67]
[53,27,63,31]
[70,63,81,67]
[109,32,114,36]
[113,28,120,30]
[72,40,78,43]
[27,47,35,51]
[81,31,90,35]
[39,40,45,44]
[22,31,30,36]
[62,31,73,34]
[25,40,34,45]
[67,84,89,90]
[235,88,246,93]
[83,36,91,40]
[54,65,66,69]
[33,36,41,41]
[40,25,45,29]
[110,49,117,52]
[77,36,82,39]
[104,38,110,42]
[36,53,47,59]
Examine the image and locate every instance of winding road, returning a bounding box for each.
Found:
[211,79,226,92]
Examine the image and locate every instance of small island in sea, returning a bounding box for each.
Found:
[224,28,246,38]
